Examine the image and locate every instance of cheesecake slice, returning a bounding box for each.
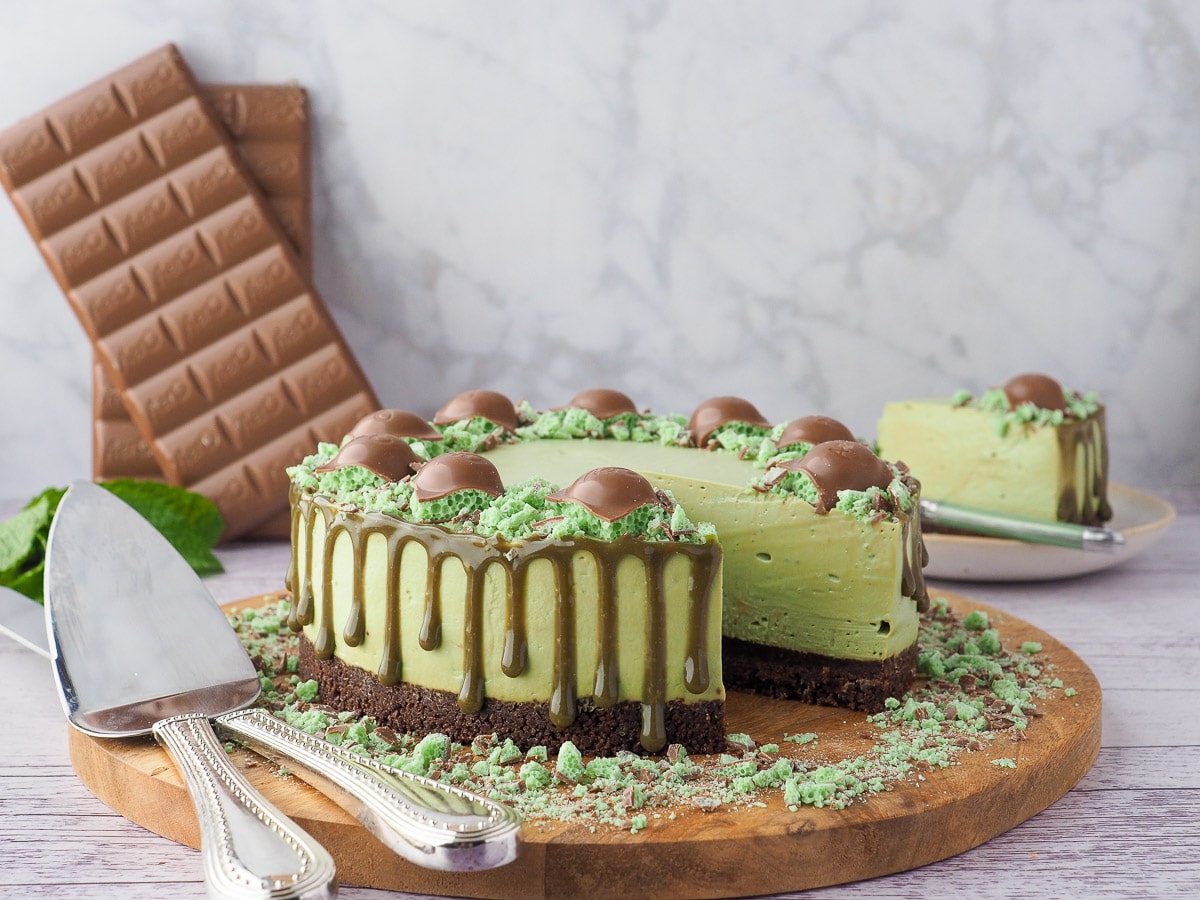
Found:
[876,373,1111,526]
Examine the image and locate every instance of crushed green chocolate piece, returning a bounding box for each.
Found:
[294,679,319,703]
[555,742,587,784]
[437,416,515,453]
[226,596,1074,832]
[962,610,989,631]
[960,385,1100,434]
[288,454,716,545]
[784,732,818,746]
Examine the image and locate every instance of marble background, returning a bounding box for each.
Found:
[1,0,1198,502]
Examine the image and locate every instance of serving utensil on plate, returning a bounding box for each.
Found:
[919,498,1125,551]
[40,482,521,897]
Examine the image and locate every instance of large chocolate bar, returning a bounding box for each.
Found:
[92,83,312,539]
[0,46,378,539]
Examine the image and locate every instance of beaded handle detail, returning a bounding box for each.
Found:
[152,714,337,899]
[215,708,522,872]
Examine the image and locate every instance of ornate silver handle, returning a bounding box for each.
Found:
[215,708,522,872]
[153,714,337,899]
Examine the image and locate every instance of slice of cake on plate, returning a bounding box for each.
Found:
[876,373,1111,526]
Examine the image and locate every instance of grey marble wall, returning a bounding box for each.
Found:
[1,0,1198,500]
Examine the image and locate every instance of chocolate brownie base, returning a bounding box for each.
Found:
[721,639,919,712]
[298,637,726,756]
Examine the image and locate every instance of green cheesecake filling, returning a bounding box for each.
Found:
[480,439,924,662]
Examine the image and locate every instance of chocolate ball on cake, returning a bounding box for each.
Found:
[1002,373,1069,412]
[548,467,661,522]
[348,409,443,442]
[560,388,640,420]
[773,440,893,514]
[433,390,519,432]
[411,451,505,501]
[688,396,772,447]
[315,434,422,483]
[775,415,856,451]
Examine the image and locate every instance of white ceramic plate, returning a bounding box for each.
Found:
[923,483,1176,582]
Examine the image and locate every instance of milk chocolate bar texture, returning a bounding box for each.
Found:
[92,82,315,538]
[0,45,378,539]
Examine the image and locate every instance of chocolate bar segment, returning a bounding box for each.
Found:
[0,47,376,539]
[91,83,314,539]
[94,86,313,456]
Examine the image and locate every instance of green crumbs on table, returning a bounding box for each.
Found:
[227,595,1073,832]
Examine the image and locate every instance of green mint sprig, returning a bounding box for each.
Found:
[0,480,225,603]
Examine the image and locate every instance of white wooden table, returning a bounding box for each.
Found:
[1,486,1196,899]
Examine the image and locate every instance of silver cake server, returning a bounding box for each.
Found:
[46,482,337,900]
[919,498,1125,551]
[44,482,521,889]
[9,580,521,876]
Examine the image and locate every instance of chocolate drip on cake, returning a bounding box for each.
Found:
[593,563,620,708]
[289,494,722,753]
[684,552,719,694]
[419,561,443,651]
[549,555,577,729]
[1055,411,1111,525]
[459,561,487,715]
[501,568,528,679]
[900,490,931,613]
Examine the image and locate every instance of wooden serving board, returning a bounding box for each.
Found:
[68,592,1101,899]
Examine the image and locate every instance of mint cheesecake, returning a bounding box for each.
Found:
[285,389,930,754]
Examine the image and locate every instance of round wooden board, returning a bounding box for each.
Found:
[68,592,1100,899]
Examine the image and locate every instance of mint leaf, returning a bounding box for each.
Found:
[0,480,226,603]
[0,504,44,579]
[5,560,46,602]
[102,480,225,576]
